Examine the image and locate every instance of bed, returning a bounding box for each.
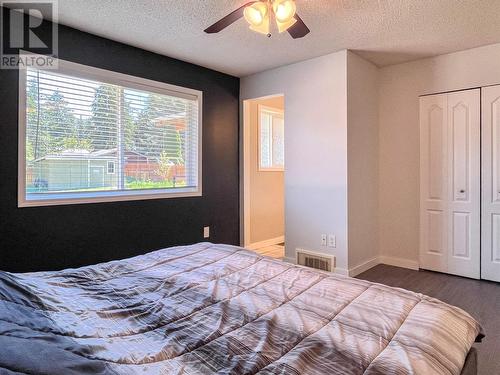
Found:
[0,243,482,375]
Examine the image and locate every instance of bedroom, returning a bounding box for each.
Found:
[0,1,498,374]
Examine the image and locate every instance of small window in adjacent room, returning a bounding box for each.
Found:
[259,105,284,171]
[19,54,202,207]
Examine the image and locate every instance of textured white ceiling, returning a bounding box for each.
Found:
[44,0,500,77]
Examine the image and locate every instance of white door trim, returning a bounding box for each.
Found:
[242,99,252,247]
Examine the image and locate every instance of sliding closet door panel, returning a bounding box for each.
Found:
[492,215,500,260]
[452,212,470,258]
[482,85,500,282]
[420,94,448,273]
[447,89,480,279]
[429,107,446,200]
[451,103,470,202]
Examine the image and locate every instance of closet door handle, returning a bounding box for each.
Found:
[459,190,466,193]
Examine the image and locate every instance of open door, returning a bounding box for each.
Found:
[242,95,285,259]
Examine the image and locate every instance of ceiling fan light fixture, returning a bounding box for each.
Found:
[272,0,297,23]
[244,1,268,27]
[250,18,271,35]
[203,0,309,39]
[244,1,270,35]
[276,16,297,33]
[249,17,270,35]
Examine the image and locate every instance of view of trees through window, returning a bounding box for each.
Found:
[25,68,199,196]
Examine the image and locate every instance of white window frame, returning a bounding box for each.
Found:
[18,52,203,207]
[107,161,116,175]
[258,105,284,172]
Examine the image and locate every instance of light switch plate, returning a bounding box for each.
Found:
[328,234,336,248]
[321,234,327,246]
[203,226,210,238]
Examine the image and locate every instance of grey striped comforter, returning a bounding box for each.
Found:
[0,243,482,375]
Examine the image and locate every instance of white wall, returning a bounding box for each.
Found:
[241,50,349,272]
[379,43,500,265]
[346,51,379,272]
[242,42,500,274]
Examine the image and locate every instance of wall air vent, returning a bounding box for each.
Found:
[296,249,335,272]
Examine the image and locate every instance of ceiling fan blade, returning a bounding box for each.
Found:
[204,2,257,34]
[288,14,310,39]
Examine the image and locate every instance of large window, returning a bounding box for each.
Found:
[19,55,202,207]
[259,105,284,171]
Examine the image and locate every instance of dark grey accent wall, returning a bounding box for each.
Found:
[0,18,240,272]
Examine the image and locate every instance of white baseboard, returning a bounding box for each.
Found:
[246,236,284,251]
[334,267,349,276]
[281,253,419,276]
[347,256,419,277]
[379,256,419,270]
[348,257,380,277]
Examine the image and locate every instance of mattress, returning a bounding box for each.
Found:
[0,243,482,375]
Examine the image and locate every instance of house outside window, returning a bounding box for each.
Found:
[19,54,202,207]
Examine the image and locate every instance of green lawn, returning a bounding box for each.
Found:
[27,179,186,193]
[125,180,182,189]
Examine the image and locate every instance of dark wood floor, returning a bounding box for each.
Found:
[357,265,500,375]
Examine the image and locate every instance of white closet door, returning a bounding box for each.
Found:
[447,89,480,279]
[482,85,500,282]
[420,94,448,273]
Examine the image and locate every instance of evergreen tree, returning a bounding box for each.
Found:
[122,92,137,151]
[28,87,78,158]
[90,84,119,150]
[42,90,76,153]
[26,76,39,160]
[134,93,185,161]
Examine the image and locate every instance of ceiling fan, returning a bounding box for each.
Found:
[204,0,310,39]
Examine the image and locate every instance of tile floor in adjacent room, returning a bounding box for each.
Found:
[253,244,285,260]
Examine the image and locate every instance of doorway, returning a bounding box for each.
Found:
[242,95,285,259]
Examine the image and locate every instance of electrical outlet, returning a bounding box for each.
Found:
[321,234,327,246]
[203,226,210,239]
[328,234,336,248]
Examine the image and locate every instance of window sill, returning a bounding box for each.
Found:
[258,167,284,172]
[18,188,202,208]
